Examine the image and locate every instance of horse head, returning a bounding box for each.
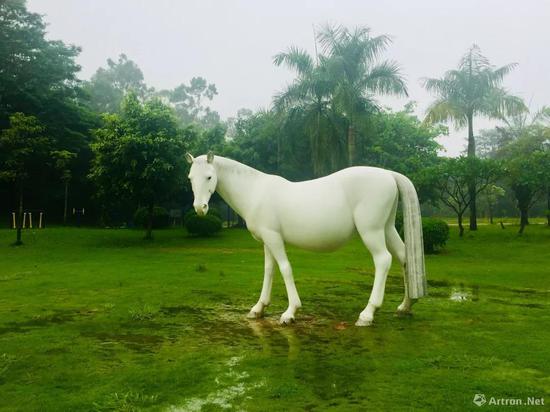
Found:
[186,151,217,216]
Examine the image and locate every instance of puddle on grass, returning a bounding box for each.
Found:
[450,288,470,302]
[167,355,265,412]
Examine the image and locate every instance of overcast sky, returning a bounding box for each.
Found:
[28,0,550,156]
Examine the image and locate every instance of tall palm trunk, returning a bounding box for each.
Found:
[467,112,478,230]
[347,124,355,167]
[313,109,321,176]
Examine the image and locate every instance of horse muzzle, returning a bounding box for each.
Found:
[194,203,209,216]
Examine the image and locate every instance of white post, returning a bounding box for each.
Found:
[29,213,33,229]
[12,212,16,229]
[39,212,43,229]
[22,212,27,229]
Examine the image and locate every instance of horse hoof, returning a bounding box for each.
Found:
[246,310,262,319]
[279,315,295,325]
[355,318,373,327]
[395,309,413,318]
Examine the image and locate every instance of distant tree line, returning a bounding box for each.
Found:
[0,1,548,243]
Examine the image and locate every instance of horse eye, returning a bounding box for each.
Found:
[207,176,212,180]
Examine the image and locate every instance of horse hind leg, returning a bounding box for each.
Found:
[385,226,416,315]
[355,228,392,326]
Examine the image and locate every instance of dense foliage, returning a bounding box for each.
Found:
[134,206,170,229]
[89,93,188,239]
[421,218,450,253]
[0,1,548,242]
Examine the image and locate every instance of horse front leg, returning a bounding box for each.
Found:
[262,232,301,324]
[247,244,274,319]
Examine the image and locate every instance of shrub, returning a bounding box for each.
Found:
[421,218,450,253]
[395,213,449,254]
[185,208,222,236]
[184,207,222,223]
[133,206,170,229]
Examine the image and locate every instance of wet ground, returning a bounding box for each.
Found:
[0,227,549,410]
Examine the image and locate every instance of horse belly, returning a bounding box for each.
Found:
[277,189,355,252]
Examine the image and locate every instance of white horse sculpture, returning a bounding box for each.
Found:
[186,152,427,326]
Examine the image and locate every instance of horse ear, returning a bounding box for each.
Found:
[207,151,214,164]
[185,153,194,164]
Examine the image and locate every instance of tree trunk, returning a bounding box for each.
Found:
[312,110,321,176]
[458,213,464,237]
[15,184,23,245]
[488,200,494,224]
[347,124,355,167]
[518,207,529,234]
[467,112,477,231]
[145,203,154,240]
[63,180,69,225]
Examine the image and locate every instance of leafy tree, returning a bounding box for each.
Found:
[85,54,149,114]
[318,24,408,166]
[361,103,444,203]
[158,77,220,127]
[0,0,82,127]
[478,106,550,158]
[223,110,282,175]
[0,0,98,222]
[423,45,526,230]
[191,123,227,155]
[89,93,187,239]
[433,157,501,236]
[0,113,52,245]
[481,184,506,224]
[501,132,549,233]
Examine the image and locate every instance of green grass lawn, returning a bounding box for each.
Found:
[0,224,549,411]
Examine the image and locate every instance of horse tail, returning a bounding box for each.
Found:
[392,172,427,298]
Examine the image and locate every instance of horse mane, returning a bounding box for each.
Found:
[213,156,265,178]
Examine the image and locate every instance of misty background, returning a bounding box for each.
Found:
[26,0,550,156]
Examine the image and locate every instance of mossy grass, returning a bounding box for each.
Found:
[0,225,548,410]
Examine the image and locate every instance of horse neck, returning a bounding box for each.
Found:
[214,157,263,219]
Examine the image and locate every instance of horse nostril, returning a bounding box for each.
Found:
[202,204,207,209]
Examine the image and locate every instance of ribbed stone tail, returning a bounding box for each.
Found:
[392,172,427,299]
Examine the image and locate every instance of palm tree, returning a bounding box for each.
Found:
[317,24,408,166]
[423,45,526,230]
[273,47,345,176]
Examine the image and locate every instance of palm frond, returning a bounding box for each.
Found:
[360,34,392,62]
[477,88,527,119]
[364,60,408,96]
[425,99,468,128]
[317,23,345,55]
[272,81,311,111]
[490,63,518,85]
[422,76,453,95]
[531,106,550,125]
[272,46,314,75]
